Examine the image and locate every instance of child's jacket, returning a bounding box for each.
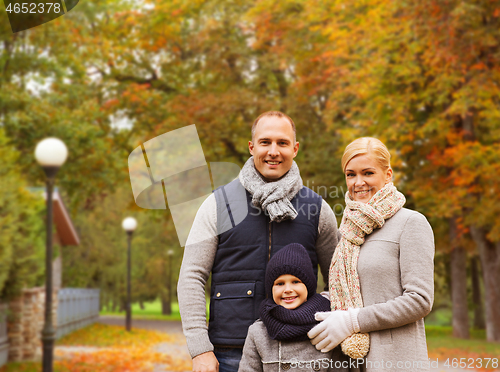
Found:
[239,320,350,372]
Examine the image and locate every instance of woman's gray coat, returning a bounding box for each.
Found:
[355,208,434,371]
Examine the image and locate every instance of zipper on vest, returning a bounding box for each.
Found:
[268,220,272,262]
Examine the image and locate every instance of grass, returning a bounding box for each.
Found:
[427,326,500,359]
[100,300,183,321]
[100,299,211,321]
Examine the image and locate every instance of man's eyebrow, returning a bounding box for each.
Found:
[257,137,291,142]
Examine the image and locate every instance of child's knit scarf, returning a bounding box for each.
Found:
[329,182,405,358]
[260,293,331,341]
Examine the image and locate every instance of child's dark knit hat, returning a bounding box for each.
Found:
[265,243,317,299]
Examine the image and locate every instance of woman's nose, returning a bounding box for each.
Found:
[354,176,365,186]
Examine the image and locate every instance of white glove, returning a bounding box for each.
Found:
[320,291,330,300]
[307,309,360,352]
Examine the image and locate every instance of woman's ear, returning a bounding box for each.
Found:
[386,168,393,184]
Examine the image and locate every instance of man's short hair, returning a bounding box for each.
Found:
[251,111,296,142]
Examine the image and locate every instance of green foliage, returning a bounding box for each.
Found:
[0,129,45,302]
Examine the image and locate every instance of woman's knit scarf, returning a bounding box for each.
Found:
[329,182,405,359]
[260,294,331,341]
[239,156,303,223]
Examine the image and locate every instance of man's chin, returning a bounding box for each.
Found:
[260,172,286,182]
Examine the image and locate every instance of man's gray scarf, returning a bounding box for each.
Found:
[238,156,303,222]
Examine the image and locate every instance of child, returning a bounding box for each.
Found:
[238,243,349,372]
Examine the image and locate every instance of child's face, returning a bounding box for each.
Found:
[272,274,308,309]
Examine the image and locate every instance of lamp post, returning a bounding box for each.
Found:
[122,217,137,331]
[35,138,68,372]
[167,249,174,315]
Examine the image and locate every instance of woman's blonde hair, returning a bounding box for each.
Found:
[341,137,391,173]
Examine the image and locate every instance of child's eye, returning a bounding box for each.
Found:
[274,282,284,286]
[293,280,301,284]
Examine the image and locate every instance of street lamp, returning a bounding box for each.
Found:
[35,138,68,372]
[167,249,174,316]
[122,217,137,332]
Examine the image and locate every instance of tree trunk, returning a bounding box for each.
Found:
[470,256,485,329]
[161,295,171,315]
[139,301,145,310]
[470,226,500,341]
[450,219,469,338]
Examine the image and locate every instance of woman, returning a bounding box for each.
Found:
[308,137,434,371]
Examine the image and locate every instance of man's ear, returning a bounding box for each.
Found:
[249,140,254,155]
[293,142,300,158]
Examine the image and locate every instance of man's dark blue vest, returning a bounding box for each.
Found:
[209,179,322,346]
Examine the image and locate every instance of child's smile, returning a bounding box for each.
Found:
[272,274,308,310]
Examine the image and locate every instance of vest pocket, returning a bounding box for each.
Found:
[211,281,256,340]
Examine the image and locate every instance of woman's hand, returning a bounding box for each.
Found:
[307,309,360,352]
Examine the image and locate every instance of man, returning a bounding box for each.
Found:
[178,111,339,372]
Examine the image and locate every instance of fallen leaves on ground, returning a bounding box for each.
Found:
[57,323,174,347]
[1,324,192,372]
[427,327,500,371]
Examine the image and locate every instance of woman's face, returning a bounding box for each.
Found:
[345,154,393,203]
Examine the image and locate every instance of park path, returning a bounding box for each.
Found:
[55,316,491,372]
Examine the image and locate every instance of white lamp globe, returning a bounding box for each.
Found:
[122,217,138,232]
[35,138,68,167]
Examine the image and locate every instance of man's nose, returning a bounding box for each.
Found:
[268,143,279,156]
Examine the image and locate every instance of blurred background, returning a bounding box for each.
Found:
[0,0,499,359]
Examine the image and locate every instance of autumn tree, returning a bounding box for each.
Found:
[305,0,500,341]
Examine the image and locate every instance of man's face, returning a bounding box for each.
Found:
[249,116,299,181]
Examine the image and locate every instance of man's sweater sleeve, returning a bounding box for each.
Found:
[177,193,218,358]
[316,199,339,290]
